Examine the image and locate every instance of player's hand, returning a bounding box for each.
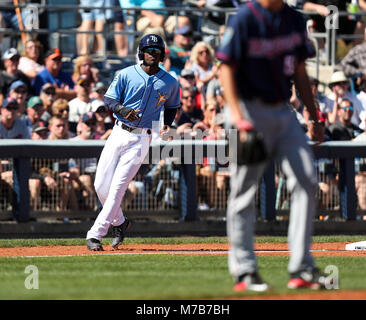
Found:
[125,109,141,122]
[44,176,57,190]
[309,121,325,143]
[236,118,254,143]
[160,125,171,140]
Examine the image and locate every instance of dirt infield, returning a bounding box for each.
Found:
[1,242,365,299]
[0,242,365,257]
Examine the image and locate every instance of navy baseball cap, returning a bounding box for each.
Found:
[2,98,18,108]
[81,112,97,123]
[175,25,192,35]
[9,80,27,92]
[32,122,49,133]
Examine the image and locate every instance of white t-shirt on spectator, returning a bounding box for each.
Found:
[68,98,92,123]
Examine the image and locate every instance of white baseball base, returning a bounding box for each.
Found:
[345,241,366,251]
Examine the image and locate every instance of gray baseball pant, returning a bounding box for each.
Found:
[227,100,318,279]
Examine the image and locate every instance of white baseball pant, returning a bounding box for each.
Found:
[86,124,151,241]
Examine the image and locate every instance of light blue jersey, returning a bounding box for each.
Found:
[105,64,181,129]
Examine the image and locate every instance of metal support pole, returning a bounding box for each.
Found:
[260,161,276,221]
[338,158,357,220]
[179,164,197,221]
[12,157,30,222]
[331,27,336,66]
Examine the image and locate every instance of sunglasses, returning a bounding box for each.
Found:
[5,105,18,111]
[96,107,107,113]
[15,89,27,94]
[26,45,40,50]
[10,56,20,62]
[341,106,354,111]
[144,47,161,55]
[182,32,193,37]
[58,107,69,113]
[85,121,96,126]
[198,49,209,55]
[43,89,56,95]
[182,95,195,99]
[183,75,195,80]
[96,89,106,94]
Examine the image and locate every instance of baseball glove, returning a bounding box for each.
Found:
[235,129,268,165]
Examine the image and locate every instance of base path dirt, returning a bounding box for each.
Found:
[0,242,365,257]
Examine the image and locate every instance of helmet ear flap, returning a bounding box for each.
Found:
[160,50,165,62]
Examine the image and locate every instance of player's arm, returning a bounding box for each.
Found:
[219,63,253,132]
[293,61,324,142]
[104,96,141,122]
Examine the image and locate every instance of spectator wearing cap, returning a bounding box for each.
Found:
[68,75,92,134]
[73,112,97,141]
[328,98,363,141]
[0,48,31,105]
[325,71,364,127]
[90,81,107,102]
[169,24,194,76]
[91,100,113,140]
[179,69,203,110]
[25,96,46,134]
[7,80,28,117]
[0,98,30,139]
[32,48,75,100]
[39,83,57,125]
[31,122,49,140]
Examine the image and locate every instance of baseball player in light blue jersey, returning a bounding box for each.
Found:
[86,34,180,251]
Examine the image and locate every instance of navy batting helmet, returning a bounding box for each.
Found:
[138,34,165,62]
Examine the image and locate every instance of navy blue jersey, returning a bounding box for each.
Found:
[216,0,314,103]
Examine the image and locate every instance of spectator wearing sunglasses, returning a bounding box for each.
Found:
[169,25,194,76]
[32,48,75,100]
[0,48,31,105]
[7,80,28,118]
[179,69,203,110]
[39,83,57,125]
[176,87,203,132]
[324,71,363,127]
[190,42,218,97]
[328,98,363,141]
[0,98,30,139]
[50,99,74,139]
[25,96,46,135]
[91,100,113,140]
[90,81,107,102]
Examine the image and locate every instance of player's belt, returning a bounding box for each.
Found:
[116,120,151,135]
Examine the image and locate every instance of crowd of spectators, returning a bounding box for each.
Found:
[1,1,366,213]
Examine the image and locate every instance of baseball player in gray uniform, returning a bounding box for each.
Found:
[86,34,180,251]
[217,0,327,291]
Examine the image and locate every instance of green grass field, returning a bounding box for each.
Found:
[0,236,366,300]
